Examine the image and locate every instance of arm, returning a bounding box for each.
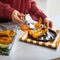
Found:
[29,0,53,29]
[29,0,47,20]
[0,1,14,20]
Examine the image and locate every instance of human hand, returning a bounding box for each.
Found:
[43,18,53,29]
[11,10,25,24]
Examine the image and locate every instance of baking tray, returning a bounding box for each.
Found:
[0,25,16,55]
[0,25,6,31]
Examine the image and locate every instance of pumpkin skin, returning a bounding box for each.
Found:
[0,44,9,49]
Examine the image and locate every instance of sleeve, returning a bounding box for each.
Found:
[29,0,47,21]
[0,1,14,20]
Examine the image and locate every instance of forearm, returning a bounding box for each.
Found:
[0,1,14,20]
[29,1,47,20]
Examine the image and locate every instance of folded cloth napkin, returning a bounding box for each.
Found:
[20,30,60,49]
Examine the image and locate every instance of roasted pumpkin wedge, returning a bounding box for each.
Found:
[32,28,48,38]
[33,18,42,28]
[0,37,12,44]
[0,30,15,37]
[28,25,48,38]
[20,23,29,31]
[20,18,42,31]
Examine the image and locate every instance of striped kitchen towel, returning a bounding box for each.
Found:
[20,30,60,49]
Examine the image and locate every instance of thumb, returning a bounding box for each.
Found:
[45,21,49,29]
[18,13,25,17]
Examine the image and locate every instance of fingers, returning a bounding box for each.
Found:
[46,21,49,29]
[45,20,53,29]
[18,13,25,22]
[12,15,24,24]
[49,21,53,29]
[44,19,49,29]
[44,18,53,29]
[18,13,25,17]
[18,13,25,20]
[11,10,26,24]
[20,16,25,21]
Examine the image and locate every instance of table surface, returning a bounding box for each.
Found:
[0,16,60,60]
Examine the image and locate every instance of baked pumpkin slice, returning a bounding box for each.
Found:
[0,30,15,37]
[28,26,48,38]
[20,18,42,31]
[0,37,12,44]
[33,18,42,28]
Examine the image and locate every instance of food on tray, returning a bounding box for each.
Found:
[0,37,12,44]
[0,29,15,55]
[28,25,48,38]
[0,44,9,49]
[0,30,15,44]
[20,23,29,31]
[20,18,42,31]
[32,28,48,38]
[28,26,42,35]
[33,18,42,28]
[33,26,42,34]
[0,30,15,37]
[20,18,48,38]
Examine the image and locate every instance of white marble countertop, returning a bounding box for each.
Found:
[0,16,60,60]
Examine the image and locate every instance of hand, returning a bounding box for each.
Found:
[43,18,53,29]
[11,10,25,24]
